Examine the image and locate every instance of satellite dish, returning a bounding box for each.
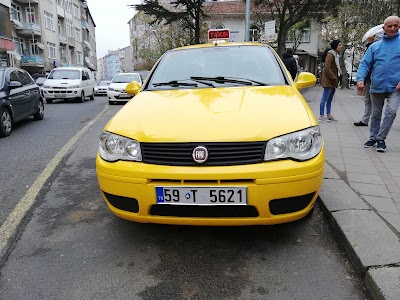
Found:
[85,57,90,63]
[36,42,45,49]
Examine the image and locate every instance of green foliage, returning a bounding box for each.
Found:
[254,0,342,55]
[134,0,208,44]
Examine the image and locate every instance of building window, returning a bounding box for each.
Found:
[12,36,24,55]
[75,28,81,42]
[11,4,21,21]
[73,4,80,18]
[26,7,36,24]
[65,0,71,13]
[44,11,54,30]
[57,0,63,6]
[77,51,83,65]
[29,39,39,56]
[66,19,73,37]
[47,42,56,58]
[286,28,311,43]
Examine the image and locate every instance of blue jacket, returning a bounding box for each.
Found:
[356,32,400,93]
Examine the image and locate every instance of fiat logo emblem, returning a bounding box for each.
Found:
[192,146,208,163]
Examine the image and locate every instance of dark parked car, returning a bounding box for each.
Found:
[0,67,44,137]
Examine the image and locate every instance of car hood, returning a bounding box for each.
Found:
[44,79,80,86]
[104,86,316,142]
[109,83,130,90]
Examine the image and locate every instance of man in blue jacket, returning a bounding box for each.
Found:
[356,16,400,152]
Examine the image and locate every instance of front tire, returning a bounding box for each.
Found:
[33,100,44,120]
[90,90,95,100]
[79,91,85,103]
[0,107,12,137]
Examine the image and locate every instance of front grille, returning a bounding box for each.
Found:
[141,142,265,166]
[150,204,259,217]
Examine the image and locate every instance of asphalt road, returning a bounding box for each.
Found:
[0,97,370,299]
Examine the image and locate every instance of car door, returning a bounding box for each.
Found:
[83,70,90,95]
[18,70,39,114]
[7,70,27,122]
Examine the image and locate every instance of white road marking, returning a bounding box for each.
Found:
[0,105,108,257]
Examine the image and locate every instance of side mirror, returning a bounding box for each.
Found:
[9,81,22,89]
[126,81,141,96]
[294,72,317,90]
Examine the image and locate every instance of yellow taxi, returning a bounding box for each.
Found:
[96,29,324,226]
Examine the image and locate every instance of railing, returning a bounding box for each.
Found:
[16,23,42,35]
[59,34,67,44]
[20,55,45,65]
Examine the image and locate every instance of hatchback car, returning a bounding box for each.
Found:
[94,80,110,96]
[0,67,44,137]
[96,36,323,226]
[107,72,142,105]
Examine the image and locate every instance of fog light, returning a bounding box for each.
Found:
[74,91,77,94]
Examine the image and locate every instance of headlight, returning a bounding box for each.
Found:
[99,131,142,162]
[94,87,98,91]
[108,87,115,91]
[264,126,322,161]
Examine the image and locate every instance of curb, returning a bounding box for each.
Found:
[318,164,400,300]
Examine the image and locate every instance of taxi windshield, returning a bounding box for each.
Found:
[148,45,286,90]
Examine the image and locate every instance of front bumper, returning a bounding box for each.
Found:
[43,88,82,99]
[107,90,132,101]
[96,149,325,226]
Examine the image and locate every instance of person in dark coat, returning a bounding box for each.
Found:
[282,48,298,80]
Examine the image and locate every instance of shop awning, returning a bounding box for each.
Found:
[0,38,15,51]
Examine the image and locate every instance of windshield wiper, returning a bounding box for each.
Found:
[153,80,198,87]
[190,76,266,86]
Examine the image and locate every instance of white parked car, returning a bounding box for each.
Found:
[107,72,142,105]
[42,67,96,103]
[94,80,110,96]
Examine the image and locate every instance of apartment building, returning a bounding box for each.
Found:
[2,0,96,74]
[96,46,133,81]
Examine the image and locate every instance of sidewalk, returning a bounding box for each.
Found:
[302,86,400,300]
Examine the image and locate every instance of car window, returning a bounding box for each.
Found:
[98,81,109,86]
[112,73,141,83]
[9,71,20,83]
[148,45,285,89]
[36,77,46,85]
[18,70,34,86]
[48,69,80,79]
[0,70,4,87]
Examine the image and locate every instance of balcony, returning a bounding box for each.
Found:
[67,36,75,47]
[57,6,65,18]
[15,23,41,36]
[20,55,45,67]
[59,34,67,44]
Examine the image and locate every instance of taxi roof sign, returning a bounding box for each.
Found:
[208,29,230,41]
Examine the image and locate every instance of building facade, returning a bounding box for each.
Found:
[96,46,133,81]
[3,0,96,75]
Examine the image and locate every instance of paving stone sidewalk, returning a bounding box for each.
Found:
[302,86,400,300]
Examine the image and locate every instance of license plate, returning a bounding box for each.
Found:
[118,94,131,99]
[155,187,247,205]
[55,94,65,97]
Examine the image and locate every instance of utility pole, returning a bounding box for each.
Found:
[244,0,250,41]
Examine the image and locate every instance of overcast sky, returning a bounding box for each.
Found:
[87,0,141,59]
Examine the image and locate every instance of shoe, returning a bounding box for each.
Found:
[364,139,376,148]
[326,115,337,121]
[354,121,368,126]
[376,140,386,152]
[318,116,326,122]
